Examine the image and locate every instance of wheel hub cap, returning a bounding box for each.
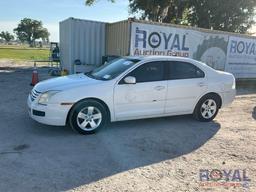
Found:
[76,106,102,131]
[200,99,217,119]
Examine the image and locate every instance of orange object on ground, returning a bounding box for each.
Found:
[30,68,39,86]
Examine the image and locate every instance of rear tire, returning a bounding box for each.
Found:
[68,99,108,134]
[193,94,220,122]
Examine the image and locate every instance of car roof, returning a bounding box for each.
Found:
[124,55,194,62]
[123,55,217,74]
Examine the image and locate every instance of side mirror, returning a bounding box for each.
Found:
[124,76,136,84]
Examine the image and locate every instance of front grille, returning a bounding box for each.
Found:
[32,109,45,116]
[30,89,41,101]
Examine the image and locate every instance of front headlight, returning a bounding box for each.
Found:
[38,91,60,105]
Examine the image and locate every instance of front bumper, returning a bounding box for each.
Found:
[27,95,72,126]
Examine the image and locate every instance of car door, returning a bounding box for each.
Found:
[165,61,208,114]
[114,61,167,121]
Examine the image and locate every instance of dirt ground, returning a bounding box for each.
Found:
[0,61,255,192]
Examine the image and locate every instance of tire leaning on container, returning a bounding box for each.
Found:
[193,94,221,122]
[68,99,108,134]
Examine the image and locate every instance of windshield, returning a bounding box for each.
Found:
[86,58,140,80]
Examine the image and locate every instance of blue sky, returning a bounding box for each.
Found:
[0,0,130,41]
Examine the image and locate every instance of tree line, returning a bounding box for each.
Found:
[0,18,49,47]
[2,1,255,45]
[86,0,256,34]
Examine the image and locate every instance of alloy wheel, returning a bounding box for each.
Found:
[76,106,102,131]
[200,99,217,119]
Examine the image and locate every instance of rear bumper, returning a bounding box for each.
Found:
[27,96,71,126]
[220,89,236,107]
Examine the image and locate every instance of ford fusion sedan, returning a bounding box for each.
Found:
[27,56,236,134]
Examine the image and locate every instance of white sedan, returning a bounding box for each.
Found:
[28,56,236,134]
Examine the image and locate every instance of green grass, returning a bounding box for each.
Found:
[0,46,50,61]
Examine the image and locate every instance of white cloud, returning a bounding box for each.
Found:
[44,23,59,42]
[248,25,256,36]
[0,21,18,32]
[0,20,59,42]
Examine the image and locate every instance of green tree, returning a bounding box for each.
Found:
[129,0,256,33]
[85,0,185,22]
[0,31,14,43]
[14,18,50,47]
[187,0,256,33]
[129,0,189,23]
[85,0,256,33]
[85,0,115,6]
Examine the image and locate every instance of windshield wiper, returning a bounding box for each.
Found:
[85,72,105,81]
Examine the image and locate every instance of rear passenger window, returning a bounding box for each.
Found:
[168,61,205,80]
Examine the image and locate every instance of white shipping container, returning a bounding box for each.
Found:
[59,18,106,73]
[60,18,256,78]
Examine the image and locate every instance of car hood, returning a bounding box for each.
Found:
[34,73,100,92]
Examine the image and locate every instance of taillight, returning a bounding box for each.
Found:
[232,77,236,89]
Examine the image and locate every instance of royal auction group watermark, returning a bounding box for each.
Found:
[199,169,251,189]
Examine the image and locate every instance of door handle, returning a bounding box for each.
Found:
[154,86,165,91]
[198,82,206,87]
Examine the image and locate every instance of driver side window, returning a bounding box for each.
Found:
[120,61,165,84]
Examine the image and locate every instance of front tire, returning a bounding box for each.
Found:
[193,95,220,122]
[68,100,108,134]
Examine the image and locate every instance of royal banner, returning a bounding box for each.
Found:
[130,22,229,71]
[225,36,256,78]
[130,22,256,78]
[130,23,192,58]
